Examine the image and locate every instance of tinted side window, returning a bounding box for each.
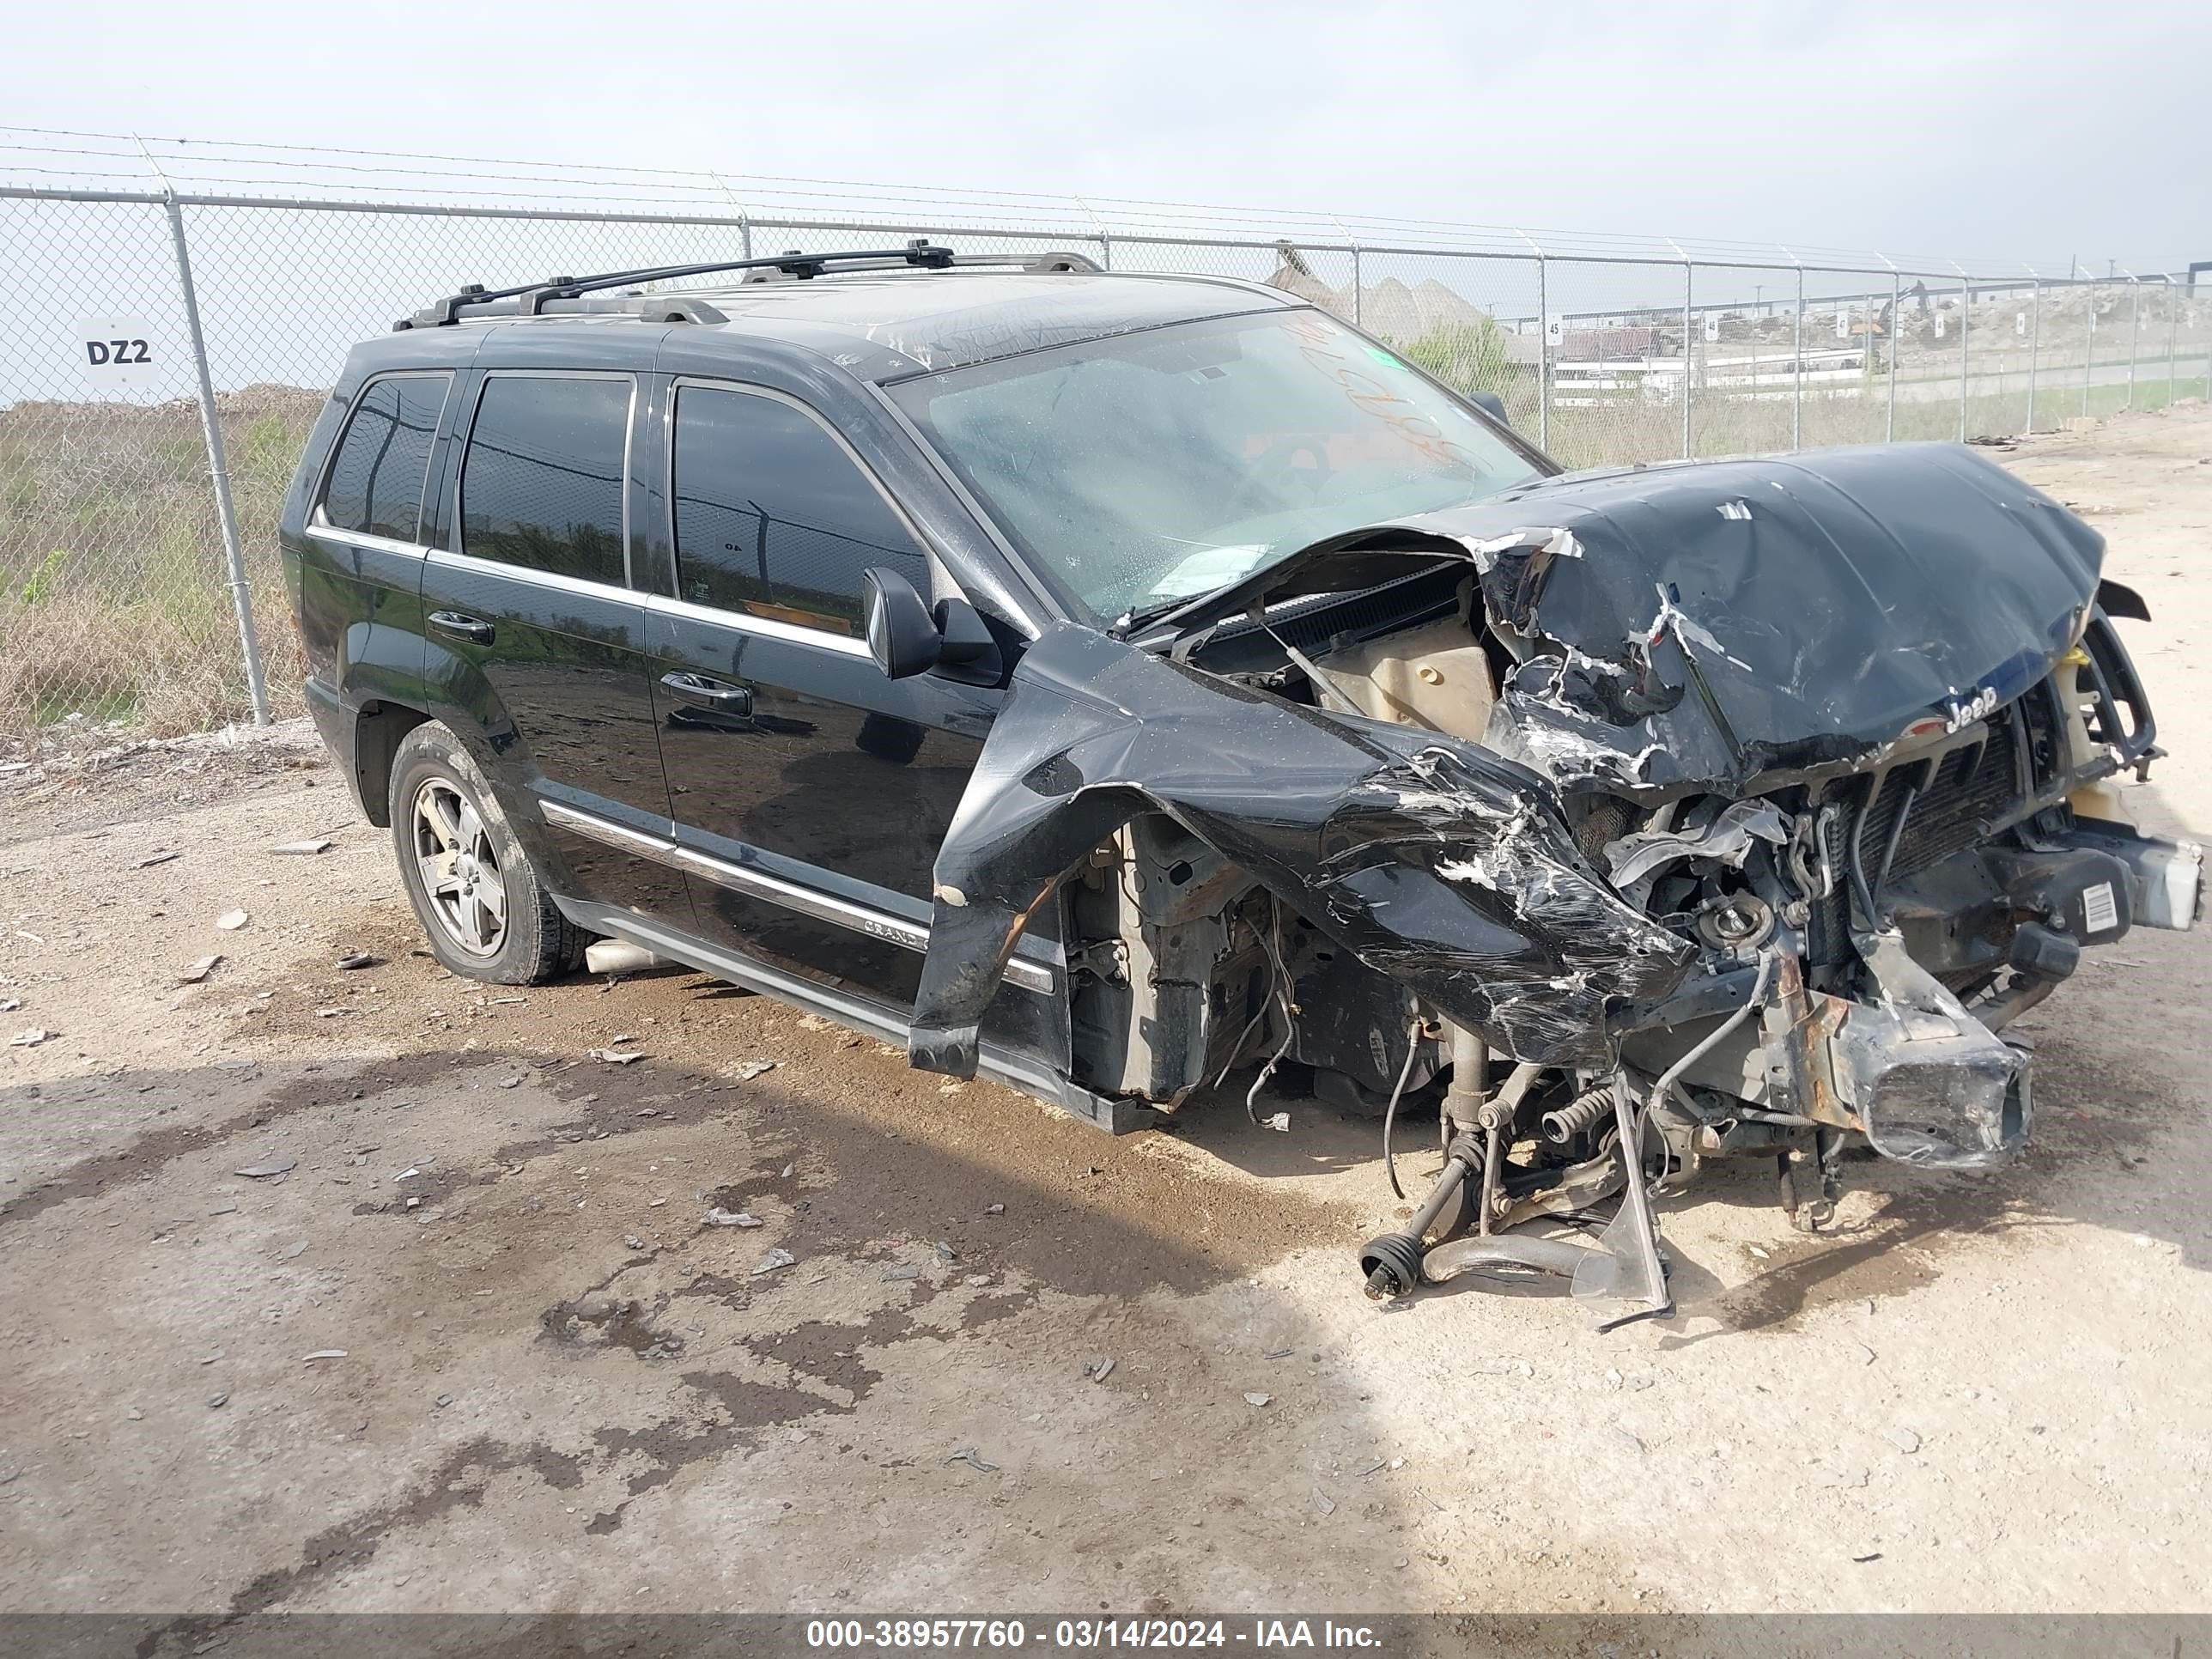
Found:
[460,375,631,585]
[321,373,448,542]
[671,386,929,635]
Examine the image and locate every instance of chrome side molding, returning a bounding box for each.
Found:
[537,796,1056,996]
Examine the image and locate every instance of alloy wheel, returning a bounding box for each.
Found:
[410,778,507,957]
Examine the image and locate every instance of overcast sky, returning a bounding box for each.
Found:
[7,0,2207,273]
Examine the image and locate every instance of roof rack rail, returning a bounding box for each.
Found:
[398,240,951,329]
[395,238,1099,331]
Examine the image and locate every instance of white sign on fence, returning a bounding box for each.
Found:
[74,317,163,392]
[1703,313,1720,342]
[1934,313,1947,339]
[2016,312,2029,337]
[1835,309,1850,339]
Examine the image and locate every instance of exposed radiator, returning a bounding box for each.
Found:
[1861,713,2027,884]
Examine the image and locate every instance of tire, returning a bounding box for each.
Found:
[388,720,584,985]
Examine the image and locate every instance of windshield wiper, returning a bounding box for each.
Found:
[1111,549,1313,641]
[1109,596,1201,639]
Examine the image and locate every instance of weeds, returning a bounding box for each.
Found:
[0,387,316,738]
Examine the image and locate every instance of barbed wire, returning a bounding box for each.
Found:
[0,125,2170,278]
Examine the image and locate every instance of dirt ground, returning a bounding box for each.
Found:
[3,408,2209,1632]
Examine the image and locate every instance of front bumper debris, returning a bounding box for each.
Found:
[1763,934,2029,1170]
[2068,823,2204,932]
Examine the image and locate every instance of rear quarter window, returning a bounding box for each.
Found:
[319,373,450,543]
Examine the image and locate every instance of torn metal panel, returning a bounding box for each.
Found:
[1838,928,2032,1167]
[1602,799,1791,888]
[911,624,1693,1081]
[1759,932,2029,1167]
[1448,444,2103,794]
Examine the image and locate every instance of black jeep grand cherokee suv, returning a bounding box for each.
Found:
[285,243,2196,1306]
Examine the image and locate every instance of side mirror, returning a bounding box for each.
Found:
[1468,390,1510,428]
[862,568,1003,685]
[862,567,940,678]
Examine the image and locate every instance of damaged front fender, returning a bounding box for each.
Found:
[911,624,1693,1080]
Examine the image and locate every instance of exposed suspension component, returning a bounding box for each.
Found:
[1540,1082,1613,1145]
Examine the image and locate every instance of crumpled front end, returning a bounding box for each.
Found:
[908,623,1692,1084]
[900,438,2198,1318]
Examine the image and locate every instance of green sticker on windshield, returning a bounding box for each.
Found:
[1363,344,1407,370]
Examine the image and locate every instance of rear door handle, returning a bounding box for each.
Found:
[661,672,755,719]
[428,611,495,646]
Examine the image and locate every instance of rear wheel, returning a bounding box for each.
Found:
[389,721,583,984]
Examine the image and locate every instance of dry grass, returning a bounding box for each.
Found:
[1,386,317,738]
[1,590,234,736]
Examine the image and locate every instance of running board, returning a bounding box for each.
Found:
[551,896,1149,1135]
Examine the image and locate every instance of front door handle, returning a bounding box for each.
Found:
[661,672,755,719]
[428,611,495,646]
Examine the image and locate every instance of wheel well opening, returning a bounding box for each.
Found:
[355,702,430,827]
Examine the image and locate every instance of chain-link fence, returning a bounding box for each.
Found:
[4,160,2208,744]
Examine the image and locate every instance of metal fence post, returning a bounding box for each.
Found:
[1886,270,1899,442]
[2166,275,2180,405]
[708,174,751,262]
[1956,270,1970,441]
[1791,263,1803,451]
[1863,286,1875,429]
[2083,286,2094,418]
[1351,245,1363,327]
[162,193,270,728]
[2203,275,2212,399]
[1535,252,1550,453]
[1680,258,1693,459]
[2026,276,2040,434]
[1071,195,1111,270]
[2125,272,2141,409]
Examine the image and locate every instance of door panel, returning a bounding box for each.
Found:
[645,377,1060,1024]
[655,616,987,901]
[650,605,991,987]
[422,368,686,923]
[297,371,453,717]
[649,605,1066,1065]
[419,552,687,917]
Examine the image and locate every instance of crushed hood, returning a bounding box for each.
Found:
[910,625,1693,1082]
[1156,442,2106,796]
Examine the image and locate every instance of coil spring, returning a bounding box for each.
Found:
[1540,1082,1614,1145]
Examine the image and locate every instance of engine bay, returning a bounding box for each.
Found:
[1052,545,2198,1308]
[908,443,2203,1317]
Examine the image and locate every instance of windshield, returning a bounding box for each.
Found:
[889,307,1541,623]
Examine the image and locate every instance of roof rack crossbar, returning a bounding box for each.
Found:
[398,239,961,329]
